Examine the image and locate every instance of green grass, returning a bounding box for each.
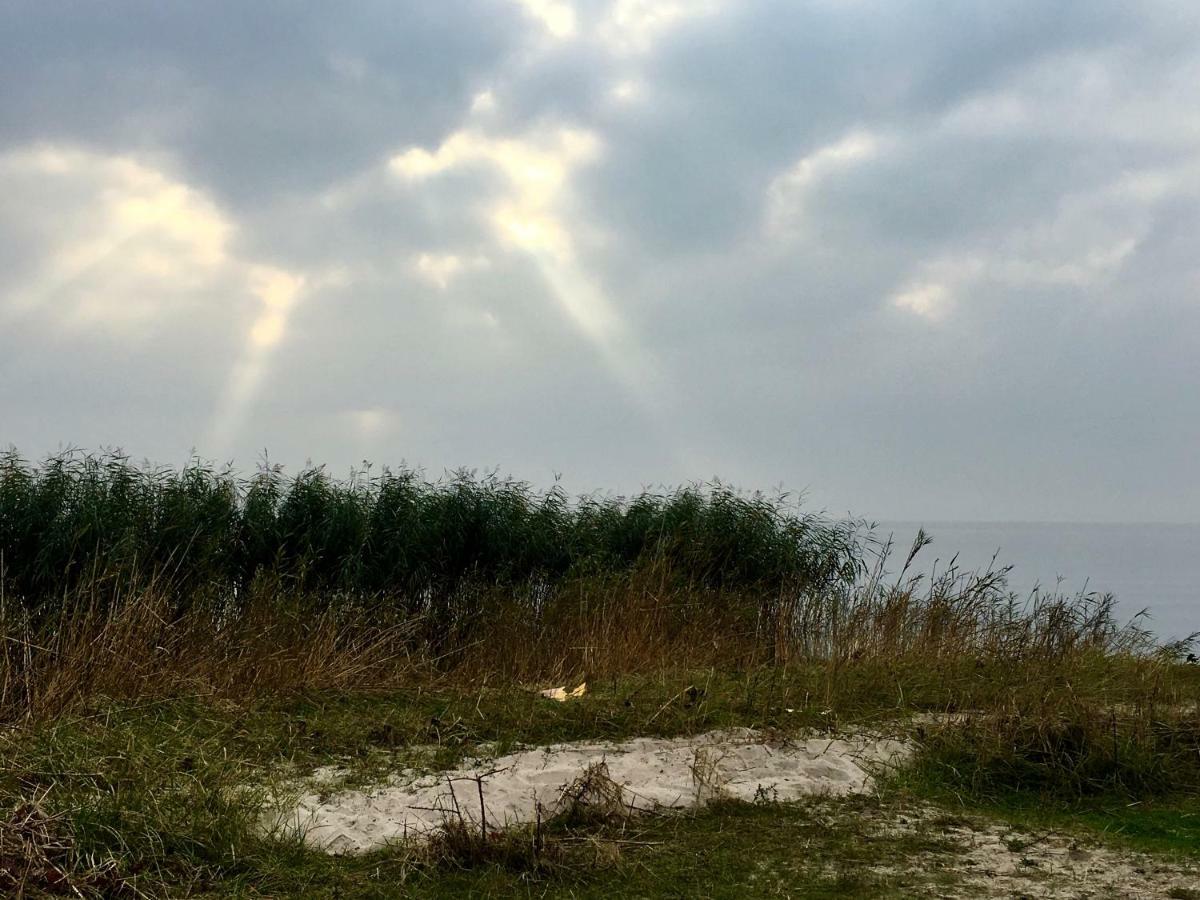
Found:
[2,675,1198,897]
[0,671,877,809]
[229,797,959,899]
[0,449,862,614]
[897,699,1200,804]
[925,794,1200,859]
[0,680,864,896]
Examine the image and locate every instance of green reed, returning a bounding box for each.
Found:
[0,449,865,616]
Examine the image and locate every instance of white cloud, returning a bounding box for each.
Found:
[388,123,668,411]
[938,49,1200,148]
[245,266,305,349]
[890,281,953,321]
[0,147,261,338]
[610,79,643,102]
[413,252,491,290]
[601,0,722,54]
[391,127,601,260]
[206,265,307,453]
[0,144,318,454]
[470,89,497,115]
[512,0,577,40]
[0,145,234,329]
[887,168,1174,323]
[512,0,721,53]
[765,131,884,239]
[887,255,984,322]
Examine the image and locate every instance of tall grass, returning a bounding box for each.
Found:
[0,448,860,719]
[0,449,863,615]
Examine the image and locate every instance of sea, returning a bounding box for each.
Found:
[872,522,1199,645]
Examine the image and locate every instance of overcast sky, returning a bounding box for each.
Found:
[2,1,1198,522]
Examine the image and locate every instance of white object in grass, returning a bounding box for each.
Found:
[539,682,587,701]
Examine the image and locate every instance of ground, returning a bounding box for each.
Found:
[236,794,1200,898]
[2,675,1197,897]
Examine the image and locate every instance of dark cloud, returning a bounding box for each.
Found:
[0,0,527,205]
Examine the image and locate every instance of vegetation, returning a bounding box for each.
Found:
[0,449,862,613]
[1,679,1197,897]
[0,449,1197,896]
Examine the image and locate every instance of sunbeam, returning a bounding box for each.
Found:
[204,266,306,456]
[389,125,670,417]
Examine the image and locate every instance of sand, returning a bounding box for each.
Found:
[862,804,1200,899]
[274,728,911,854]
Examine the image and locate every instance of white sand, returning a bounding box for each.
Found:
[869,805,1200,899]
[274,728,911,854]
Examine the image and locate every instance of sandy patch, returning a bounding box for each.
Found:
[274,728,911,854]
[872,806,1200,899]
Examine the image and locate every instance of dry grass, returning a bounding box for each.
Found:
[0,797,129,897]
[1,540,1194,726]
[0,580,425,723]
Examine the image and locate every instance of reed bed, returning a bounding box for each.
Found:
[1,452,1194,712]
[0,449,862,614]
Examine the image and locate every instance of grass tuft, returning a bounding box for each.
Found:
[0,797,130,897]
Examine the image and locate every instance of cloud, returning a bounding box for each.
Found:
[891,281,954,321]
[883,158,1188,323]
[513,0,578,39]
[0,145,233,330]
[0,150,272,461]
[599,0,724,54]
[413,252,492,290]
[389,124,641,369]
[205,265,309,454]
[0,1,530,211]
[3,0,1200,521]
[765,130,885,240]
[0,143,324,457]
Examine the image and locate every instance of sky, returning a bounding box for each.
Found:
[1,1,1198,522]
